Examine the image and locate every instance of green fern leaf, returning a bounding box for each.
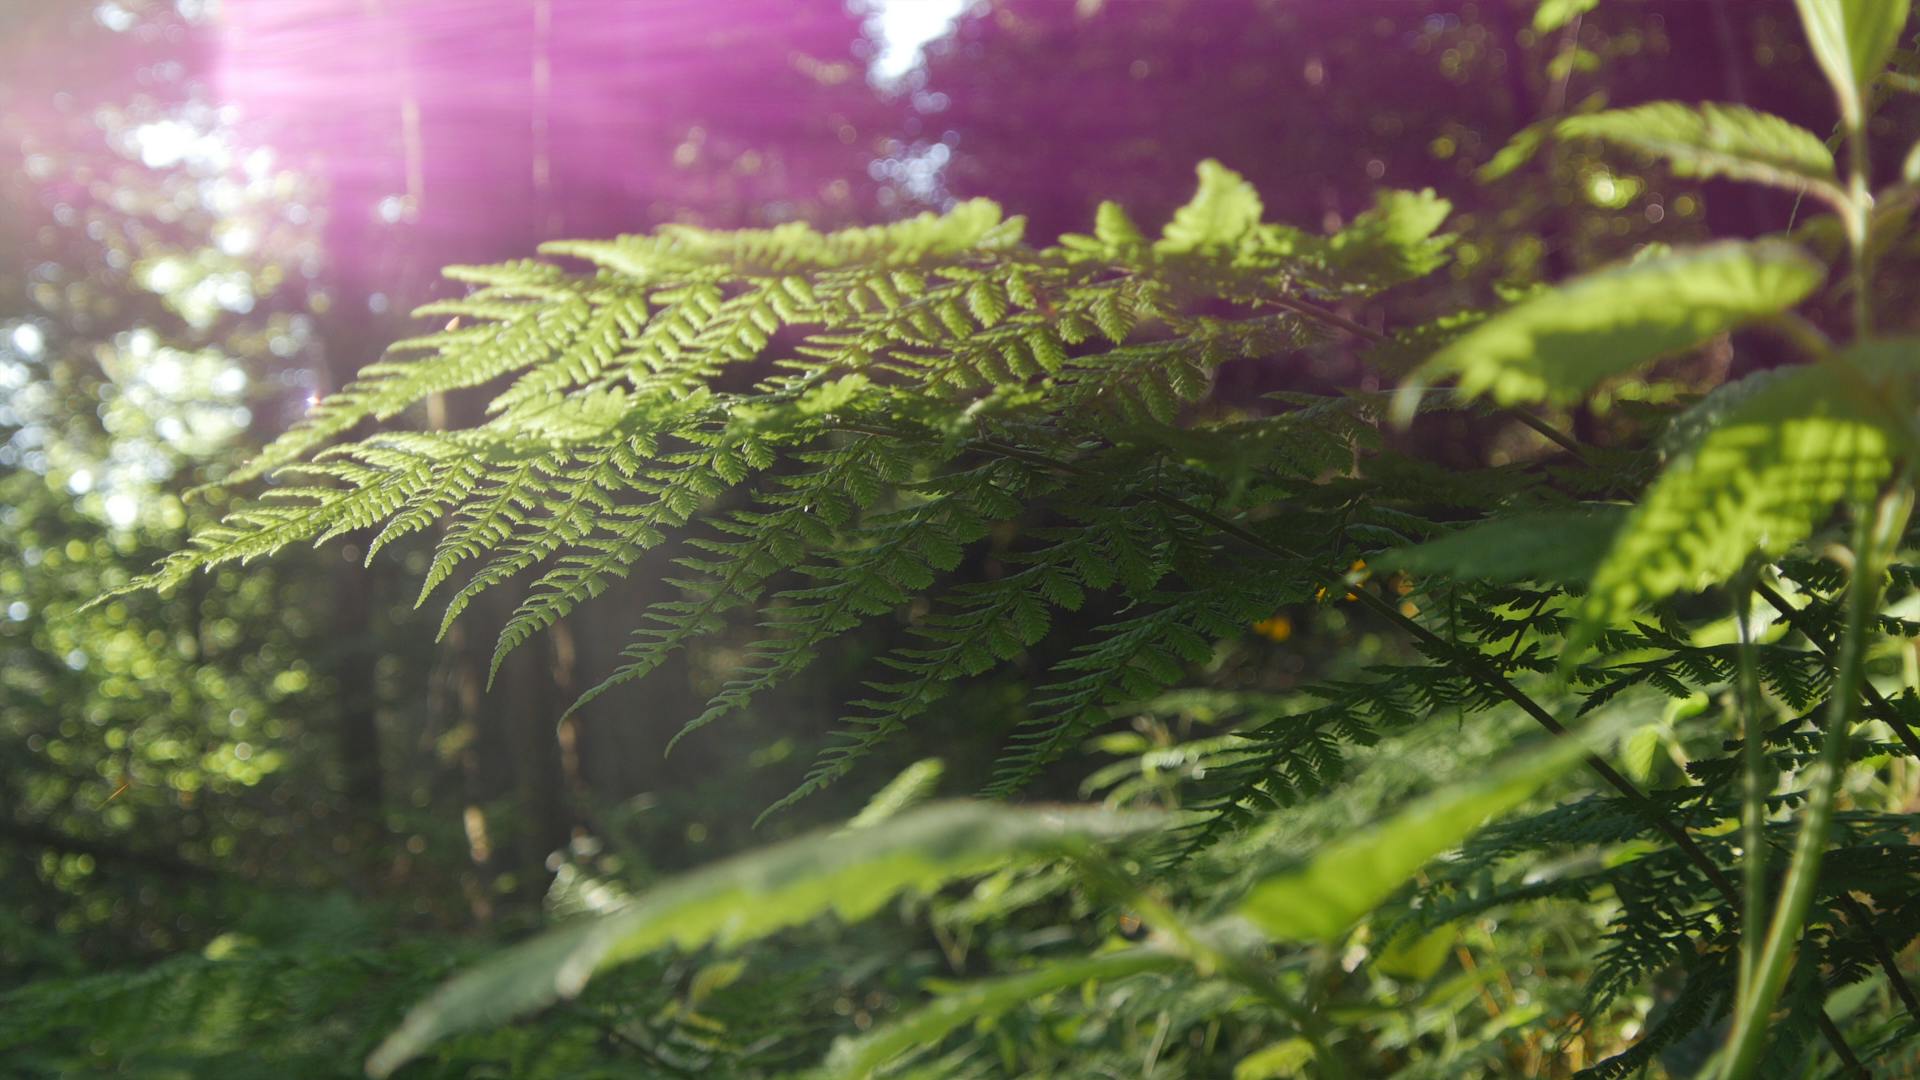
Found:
[1156,159,1262,254]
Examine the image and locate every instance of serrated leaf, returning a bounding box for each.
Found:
[1559,102,1841,204]
[365,802,1157,1077]
[1094,200,1146,247]
[1091,290,1134,343]
[1795,0,1911,123]
[936,298,974,338]
[1157,159,1262,254]
[1397,240,1825,419]
[1571,358,1900,658]
[1027,327,1067,372]
[965,279,1008,327]
[1238,730,1593,942]
[1326,188,1454,287]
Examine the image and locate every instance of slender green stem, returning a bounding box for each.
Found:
[1719,491,1911,1080]
[1845,119,1874,339]
[1732,575,1773,1002]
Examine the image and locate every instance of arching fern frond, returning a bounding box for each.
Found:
[124,160,1460,805]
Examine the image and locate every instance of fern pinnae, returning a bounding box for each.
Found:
[484,287,648,415]
[483,435,784,679]
[562,437,895,718]
[663,457,1020,753]
[108,453,439,601]
[985,571,1275,798]
[351,435,489,563]
[472,448,667,677]
[416,445,566,617]
[237,291,595,484]
[770,521,1098,816]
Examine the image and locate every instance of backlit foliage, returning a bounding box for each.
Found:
[63,1,1920,1076]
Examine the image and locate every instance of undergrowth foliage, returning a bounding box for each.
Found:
[89,2,1920,1077]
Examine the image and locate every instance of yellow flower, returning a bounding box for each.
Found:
[1252,614,1293,642]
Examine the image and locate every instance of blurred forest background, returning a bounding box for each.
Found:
[1,0,1904,1072]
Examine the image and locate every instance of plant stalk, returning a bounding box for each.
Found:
[1845,115,1874,339]
[1718,490,1911,1080]
[1733,575,1773,1002]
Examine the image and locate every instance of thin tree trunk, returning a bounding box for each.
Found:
[314,304,386,841]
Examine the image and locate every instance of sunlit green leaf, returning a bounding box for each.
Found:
[1571,357,1901,658]
[366,802,1158,1077]
[1534,0,1600,32]
[1479,121,1550,183]
[1237,733,1592,942]
[1396,240,1825,418]
[1157,159,1263,254]
[1095,200,1146,248]
[1794,0,1911,123]
[1325,188,1455,287]
[1559,103,1841,204]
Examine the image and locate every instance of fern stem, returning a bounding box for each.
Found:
[1719,491,1910,1080]
[1269,295,1386,343]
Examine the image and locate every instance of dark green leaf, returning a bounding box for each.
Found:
[1375,507,1625,585]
